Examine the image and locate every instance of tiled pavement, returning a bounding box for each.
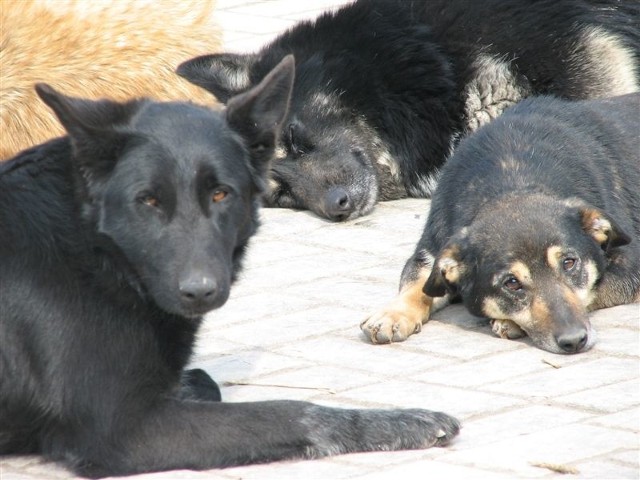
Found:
[2,1,639,479]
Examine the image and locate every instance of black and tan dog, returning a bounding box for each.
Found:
[361,94,640,354]
[179,0,639,221]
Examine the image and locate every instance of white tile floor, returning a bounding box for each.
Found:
[1,1,639,479]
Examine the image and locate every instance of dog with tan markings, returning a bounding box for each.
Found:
[361,94,640,354]
[0,0,220,160]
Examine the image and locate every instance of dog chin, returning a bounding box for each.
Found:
[528,328,596,355]
[154,293,231,320]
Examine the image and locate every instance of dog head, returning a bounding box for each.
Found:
[36,56,294,318]
[424,194,631,353]
[177,53,385,222]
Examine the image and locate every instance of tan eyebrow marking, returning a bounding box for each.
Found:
[510,261,531,283]
[546,245,563,270]
[482,297,506,319]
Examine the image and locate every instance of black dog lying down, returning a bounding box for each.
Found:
[362,94,640,354]
[0,57,459,478]
[178,0,639,221]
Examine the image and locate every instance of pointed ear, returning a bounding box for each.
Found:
[579,205,631,250]
[423,244,464,297]
[35,83,142,182]
[225,55,294,179]
[176,53,257,103]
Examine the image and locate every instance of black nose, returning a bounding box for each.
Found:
[556,328,588,353]
[179,276,217,310]
[324,187,353,221]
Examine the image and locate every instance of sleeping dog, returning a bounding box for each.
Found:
[361,94,640,354]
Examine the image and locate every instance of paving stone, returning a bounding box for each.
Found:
[414,347,575,388]
[337,380,521,418]
[2,1,639,480]
[587,407,640,432]
[437,424,638,477]
[274,336,450,378]
[456,405,594,448]
[555,378,640,413]
[482,357,639,399]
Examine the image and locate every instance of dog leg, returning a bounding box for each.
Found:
[75,400,460,477]
[361,256,442,343]
[490,318,527,340]
[178,368,221,402]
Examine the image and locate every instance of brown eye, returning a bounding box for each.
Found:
[503,276,522,291]
[212,189,228,203]
[562,257,576,271]
[141,195,159,208]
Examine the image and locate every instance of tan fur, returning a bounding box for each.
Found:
[546,246,563,271]
[580,208,612,245]
[360,266,436,344]
[562,284,585,312]
[577,260,599,305]
[490,318,526,339]
[510,261,532,284]
[530,297,552,331]
[482,297,507,320]
[439,246,463,284]
[1,0,222,159]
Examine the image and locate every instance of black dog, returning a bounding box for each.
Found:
[177,0,639,221]
[0,57,459,478]
[361,94,640,354]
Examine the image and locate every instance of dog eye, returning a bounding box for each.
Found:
[288,124,306,156]
[211,188,228,203]
[562,257,576,271]
[288,125,299,153]
[139,194,160,208]
[503,276,522,291]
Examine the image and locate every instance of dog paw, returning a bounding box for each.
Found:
[304,406,461,455]
[360,309,422,344]
[490,318,526,339]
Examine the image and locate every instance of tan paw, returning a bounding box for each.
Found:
[360,308,423,344]
[490,318,526,339]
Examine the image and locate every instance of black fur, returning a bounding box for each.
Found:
[0,57,459,477]
[178,0,639,221]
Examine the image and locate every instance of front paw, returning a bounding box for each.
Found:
[304,405,461,455]
[179,368,221,402]
[360,308,423,344]
[490,318,526,340]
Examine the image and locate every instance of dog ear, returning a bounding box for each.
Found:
[224,55,294,180]
[176,53,257,103]
[423,244,464,297]
[35,83,142,182]
[578,206,631,250]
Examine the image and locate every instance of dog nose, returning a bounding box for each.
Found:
[324,187,353,221]
[556,328,588,353]
[179,276,217,309]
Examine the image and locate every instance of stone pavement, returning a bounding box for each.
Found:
[2,1,639,479]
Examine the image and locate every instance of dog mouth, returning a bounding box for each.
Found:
[264,180,377,222]
[319,184,377,222]
[522,322,595,354]
[267,149,379,221]
[147,279,231,319]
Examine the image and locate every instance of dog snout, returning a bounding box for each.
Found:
[179,275,219,312]
[324,187,353,221]
[555,327,589,353]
